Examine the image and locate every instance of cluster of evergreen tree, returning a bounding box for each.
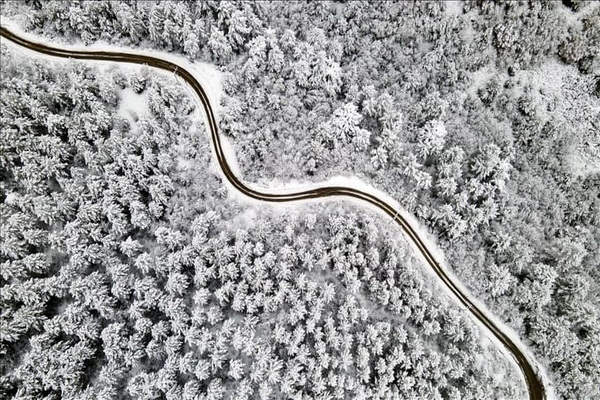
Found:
[2,1,599,398]
[0,48,525,399]
[3,0,265,63]
[221,3,600,397]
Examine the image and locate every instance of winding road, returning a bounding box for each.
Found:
[0,26,546,400]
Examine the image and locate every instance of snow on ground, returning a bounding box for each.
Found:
[1,15,226,179]
[445,1,463,17]
[462,54,599,181]
[219,135,243,178]
[526,60,599,178]
[116,87,150,124]
[569,145,600,177]
[1,16,555,398]
[0,17,223,118]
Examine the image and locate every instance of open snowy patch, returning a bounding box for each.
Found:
[116,87,149,124]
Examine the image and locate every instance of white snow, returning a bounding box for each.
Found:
[235,171,556,396]
[467,65,497,96]
[445,1,463,17]
[569,146,600,177]
[1,16,555,398]
[219,134,243,178]
[0,16,223,119]
[116,88,150,124]
[523,60,599,179]
[4,192,18,206]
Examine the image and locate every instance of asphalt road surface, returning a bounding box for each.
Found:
[0,26,546,400]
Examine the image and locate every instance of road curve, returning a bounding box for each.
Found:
[0,27,545,400]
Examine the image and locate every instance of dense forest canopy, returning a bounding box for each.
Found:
[1,1,599,399]
[0,48,525,399]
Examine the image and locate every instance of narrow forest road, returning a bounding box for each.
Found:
[0,27,546,400]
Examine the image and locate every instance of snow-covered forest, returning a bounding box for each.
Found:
[1,1,599,399]
[0,47,525,399]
